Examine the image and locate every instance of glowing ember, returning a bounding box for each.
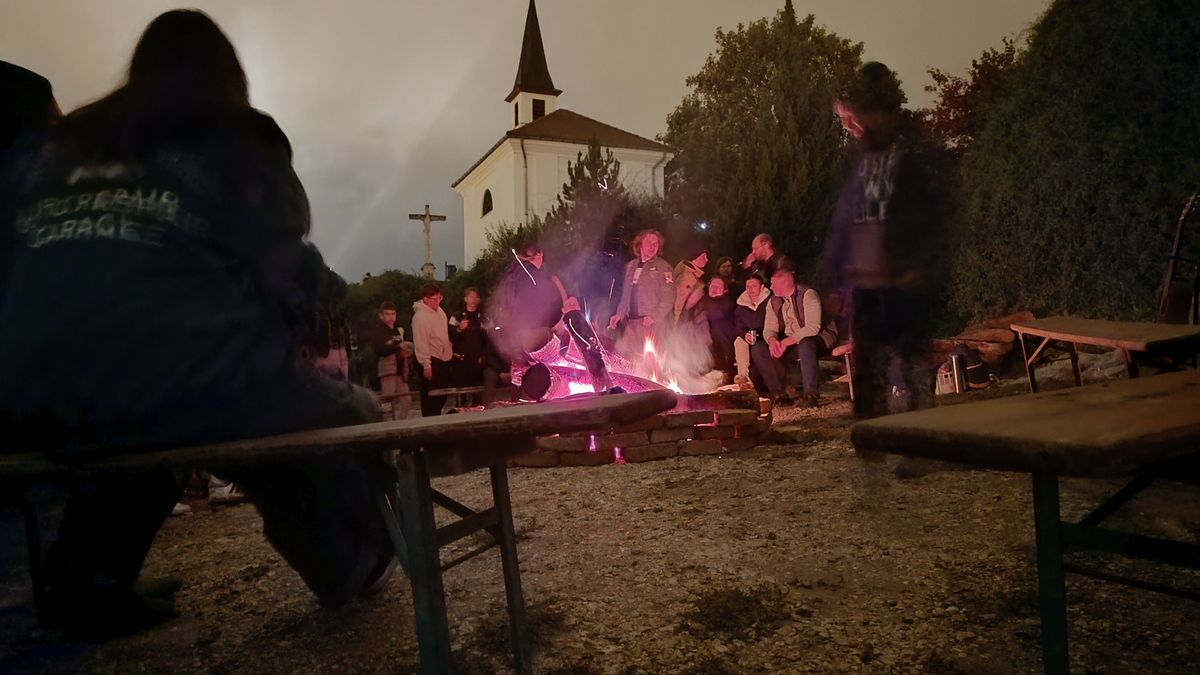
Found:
[568,381,596,395]
[613,447,626,464]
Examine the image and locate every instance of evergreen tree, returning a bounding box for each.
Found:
[662,2,862,274]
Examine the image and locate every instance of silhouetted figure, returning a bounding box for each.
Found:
[825,62,949,417]
[702,276,737,383]
[0,11,393,637]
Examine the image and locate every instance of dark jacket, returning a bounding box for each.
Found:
[0,105,312,444]
[371,321,406,378]
[449,308,487,364]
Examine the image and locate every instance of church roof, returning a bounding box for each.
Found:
[505,0,561,103]
[451,109,674,188]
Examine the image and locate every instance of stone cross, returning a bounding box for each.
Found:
[408,204,447,279]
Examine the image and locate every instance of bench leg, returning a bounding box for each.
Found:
[1032,473,1069,675]
[395,451,452,674]
[843,353,855,402]
[490,464,532,675]
[1020,333,1040,393]
[1067,343,1083,387]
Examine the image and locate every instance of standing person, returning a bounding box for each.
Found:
[608,229,674,362]
[751,265,839,407]
[491,244,564,365]
[672,243,708,322]
[0,10,394,635]
[412,283,453,416]
[371,301,411,419]
[449,287,487,402]
[740,233,781,285]
[733,273,771,391]
[702,276,737,383]
[825,61,948,417]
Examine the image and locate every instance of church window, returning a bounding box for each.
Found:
[533,98,545,120]
[482,189,494,216]
[513,103,519,126]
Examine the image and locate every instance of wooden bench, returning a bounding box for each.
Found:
[851,370,1200,674]
[1011,316,1200,392]
[1,390,676,674]
[826,342,855,400]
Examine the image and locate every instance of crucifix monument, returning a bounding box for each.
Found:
[408,204,447,279]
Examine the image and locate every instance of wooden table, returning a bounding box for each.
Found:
[851,370,1200,674]
[2,390,676,674]
[1011,316,1200,392]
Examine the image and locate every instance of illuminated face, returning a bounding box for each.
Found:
[465,290,480,309]
[423,292,442,310]
[379,309,397,327]
[772,270,795,294]
[526,251,544,269]
[745,278,763,301]
[640,234,660,260]
[834,101,865,140]
[718,260,733,277]
[708,277,725,298]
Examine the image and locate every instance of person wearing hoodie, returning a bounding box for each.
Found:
[702,276,737,383]
[412,283,453,416]
[732,273,771,391]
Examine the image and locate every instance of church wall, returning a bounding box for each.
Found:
[456,142,519,266]
[521,139,671,224]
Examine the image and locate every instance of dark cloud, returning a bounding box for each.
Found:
[1,0,1047,280]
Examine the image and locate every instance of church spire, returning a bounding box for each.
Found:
[505,0,561,103]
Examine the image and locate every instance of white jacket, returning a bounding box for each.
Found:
[411,300,453,368]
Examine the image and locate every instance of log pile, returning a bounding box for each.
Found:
[932,310,1035,367]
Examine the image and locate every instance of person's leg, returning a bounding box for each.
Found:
[750,340,786,397]
[851,289,891,418]
[796,337,824,398]
[421,358,452,416]
[213,374,392,609]
[734,337,751,380]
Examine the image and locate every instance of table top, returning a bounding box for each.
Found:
[1010,316,1200,352]
[0,390,677,478]
[851,369,1200,477]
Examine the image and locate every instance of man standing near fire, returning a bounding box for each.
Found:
[609,229,674,365]
[824,62,949,417]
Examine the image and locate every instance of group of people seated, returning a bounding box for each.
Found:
[564,227,839,407]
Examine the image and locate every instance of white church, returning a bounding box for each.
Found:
[452,0,674,266]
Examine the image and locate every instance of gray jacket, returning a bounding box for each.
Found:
[615,255,674,323]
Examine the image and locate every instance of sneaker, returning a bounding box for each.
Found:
[208,482,247,506]
[170,502,191,517]
[774,395,795,408]
[358,555,398,598]
[799,394,820,408]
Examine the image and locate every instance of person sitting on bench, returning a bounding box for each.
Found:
[0,10,394,638]
[750,263,839,407]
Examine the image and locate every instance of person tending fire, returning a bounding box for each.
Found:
[608,229,674,366]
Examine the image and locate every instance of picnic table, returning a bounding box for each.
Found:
[851,370,1200,674]
[2,389,677,674]
[1011,316,1200,392]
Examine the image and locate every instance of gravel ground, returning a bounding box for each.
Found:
[3,367,1199,673]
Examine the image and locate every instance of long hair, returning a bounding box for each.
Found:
[61,10,250,160]
[631,229,665,258]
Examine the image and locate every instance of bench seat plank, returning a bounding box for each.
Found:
[0,390,676,479]
[851,370,1200,477]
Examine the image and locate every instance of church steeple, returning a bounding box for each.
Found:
[507,0,561,102]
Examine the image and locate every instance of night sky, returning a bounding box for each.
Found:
[1,0,1048,280]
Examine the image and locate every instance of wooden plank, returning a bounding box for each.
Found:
[1010,316,1200,353]
[851,369,1200,477]
[0,390,677,479]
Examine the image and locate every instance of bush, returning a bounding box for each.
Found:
[951,0,1200,321]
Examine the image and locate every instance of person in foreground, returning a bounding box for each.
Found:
[824,62,949,417]
[0,10,394,639]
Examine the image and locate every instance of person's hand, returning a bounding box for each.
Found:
[423,366,433,381]
[608,315,621,330]
[742,252,756,268]
[745,331,757,345]
[643,316,655,328]
[768,338,783,359]
[458,319,469,330]
[563,296,581,313]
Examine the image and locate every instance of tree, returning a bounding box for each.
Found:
[662,2,863,274]
[951,0,1200,321]
[923,38,1021,156]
